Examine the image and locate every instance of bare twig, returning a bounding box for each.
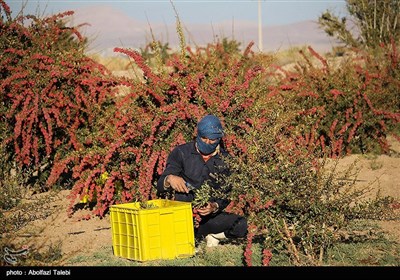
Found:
[282,219,301,265]
[67,231,85,235]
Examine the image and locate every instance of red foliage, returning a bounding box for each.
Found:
[262,249,273,266]
[244,224,257,266]
[1,6,117,185]
[54,40,265,217]
[269,46,400,157]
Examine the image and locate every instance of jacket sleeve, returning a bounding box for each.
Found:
[156,146,183,197]
[210,197,230,214]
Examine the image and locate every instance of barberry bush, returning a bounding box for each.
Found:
[0,1,118,189]
[221,44,400,265]
[57,38,268,217]
[222,106,398,266]
[267,45,400,158]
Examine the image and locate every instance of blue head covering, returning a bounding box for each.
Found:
[196,115,224,155]
[197,115,224,140]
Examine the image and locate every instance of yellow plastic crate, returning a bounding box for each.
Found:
[110,199,195,261]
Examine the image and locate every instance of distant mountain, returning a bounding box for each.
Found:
[68,5,341,56]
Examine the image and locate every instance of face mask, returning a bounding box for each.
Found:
[196,135,220,155]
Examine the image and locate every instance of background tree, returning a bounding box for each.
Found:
[319,0,400,49]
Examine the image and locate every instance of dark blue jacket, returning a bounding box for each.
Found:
[156,141,231,212]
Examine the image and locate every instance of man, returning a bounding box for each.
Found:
[156,114,248,247]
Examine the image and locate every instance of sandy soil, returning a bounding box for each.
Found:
[4,137,400,266]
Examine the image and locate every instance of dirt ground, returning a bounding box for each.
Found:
[5,137,400,266]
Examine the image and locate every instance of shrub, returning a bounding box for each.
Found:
[222,111,398,265]
[0,2,118,188]
[267,46,400,157]
[57,39,267,217]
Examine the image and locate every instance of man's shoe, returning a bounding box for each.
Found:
[205,232,226,247]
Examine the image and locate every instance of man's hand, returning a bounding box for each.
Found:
[165,174,190,193]
[196,202,218,216]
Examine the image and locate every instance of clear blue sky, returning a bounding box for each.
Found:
[8,0,347,26]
